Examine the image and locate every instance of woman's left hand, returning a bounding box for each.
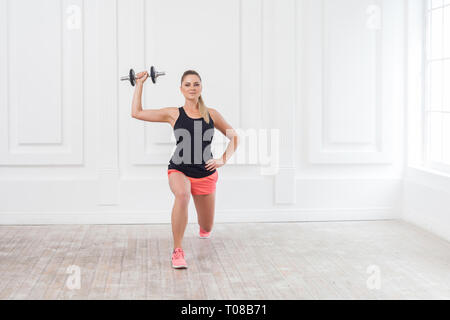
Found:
[205,158,225,171]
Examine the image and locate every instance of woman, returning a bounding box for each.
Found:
[131,70,240,269]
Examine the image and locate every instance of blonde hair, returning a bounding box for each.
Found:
[181,70,211,124]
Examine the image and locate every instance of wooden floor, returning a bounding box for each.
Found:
[0,220,449,300]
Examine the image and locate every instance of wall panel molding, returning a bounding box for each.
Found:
[0,0,84,166]
[304,0,402,164]
[265,0,297,204]
[97,0,119,205]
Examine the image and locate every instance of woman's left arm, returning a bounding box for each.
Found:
[205,108,240,171]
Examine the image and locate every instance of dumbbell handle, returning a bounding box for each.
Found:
[120,71,166,82]
[120,75,132,81]
[120,72,147,82]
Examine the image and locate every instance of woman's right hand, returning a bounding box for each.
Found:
[135,71,149,85]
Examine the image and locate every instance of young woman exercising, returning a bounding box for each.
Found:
[131,70,240,269]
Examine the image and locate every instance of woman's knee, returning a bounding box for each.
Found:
[174,191,191,205]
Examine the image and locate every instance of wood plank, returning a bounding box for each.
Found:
[117,225,138,299]
[61,225,106,299]
[31,225,81,299]
[189,224,224,300]
[9,226,65,300]
[103,225,127,299]
[133,225,148,299]
[184,225,208,300]
[86,225,115,299]
[0,226,46,299]
[251,224,311,299]
[158,224,191,300]
[0,226,32,293]
[210,227,248,299]
[56,225,93,299]
[146,225,164,299]
[220,224,266,300]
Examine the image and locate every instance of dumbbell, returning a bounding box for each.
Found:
[120,66,166,86]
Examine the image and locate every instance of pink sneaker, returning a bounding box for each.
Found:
[171,248,188,269]
[199,226,211,239]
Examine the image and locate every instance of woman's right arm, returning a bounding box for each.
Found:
[131,71,173,124]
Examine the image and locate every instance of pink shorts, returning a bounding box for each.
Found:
[168,169,219,195]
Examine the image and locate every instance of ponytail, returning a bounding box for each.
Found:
[198,95,211,124]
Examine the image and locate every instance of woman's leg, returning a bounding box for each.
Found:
[192,191,216,233]
[168,172,191,249]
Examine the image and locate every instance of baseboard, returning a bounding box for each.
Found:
[0,207,398,225]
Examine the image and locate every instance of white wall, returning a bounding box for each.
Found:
[403,168,450,242]
[0,0,406,225]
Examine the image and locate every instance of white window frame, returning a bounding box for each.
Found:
[423,0,450,175]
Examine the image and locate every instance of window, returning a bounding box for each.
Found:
[424,0,450,173]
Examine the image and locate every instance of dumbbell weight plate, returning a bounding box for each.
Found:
[150,66,156,84]
[129,69,136,87]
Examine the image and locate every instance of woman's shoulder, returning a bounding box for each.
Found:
[207,107,218,122]
[167,107,181,119]
[165,107,181,127]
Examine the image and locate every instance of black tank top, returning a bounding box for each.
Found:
[168,106,216,178]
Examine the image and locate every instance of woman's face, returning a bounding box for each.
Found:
[180,75,202,101]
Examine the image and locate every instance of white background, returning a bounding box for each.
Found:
[0,0,448,242]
